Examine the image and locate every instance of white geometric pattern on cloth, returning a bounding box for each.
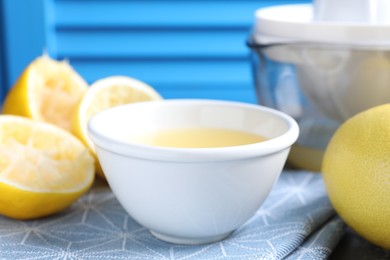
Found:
[0,171,344,259]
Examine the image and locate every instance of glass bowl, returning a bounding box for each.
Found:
[248,41,390,171]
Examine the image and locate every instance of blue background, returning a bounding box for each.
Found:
[0,0,309,103]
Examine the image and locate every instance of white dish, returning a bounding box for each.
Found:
[88,99,299,245]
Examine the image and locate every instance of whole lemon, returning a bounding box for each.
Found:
[322,104,390,249]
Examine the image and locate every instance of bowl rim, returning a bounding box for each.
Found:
[88,99,299,162]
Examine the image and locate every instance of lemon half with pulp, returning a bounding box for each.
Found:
[0,115,95,219]
[3,55,88,131]
[71,76,162,178]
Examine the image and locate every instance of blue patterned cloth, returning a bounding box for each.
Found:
[0,171,344,259]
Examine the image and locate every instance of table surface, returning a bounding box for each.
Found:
[330,228,390,259]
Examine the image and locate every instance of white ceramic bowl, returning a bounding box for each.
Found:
[88,99,299,245]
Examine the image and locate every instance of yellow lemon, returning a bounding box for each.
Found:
[71,76,162,178]
[322,104,390,249]
[3,55,88,131]
[0,115,95,219]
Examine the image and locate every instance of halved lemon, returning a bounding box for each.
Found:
[71,76,162,178]
[3,55,88,131]
[0,115,95,219]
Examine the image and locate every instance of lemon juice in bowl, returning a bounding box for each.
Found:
[127,127,267,148]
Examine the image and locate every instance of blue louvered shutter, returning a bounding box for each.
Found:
[1,0,310,103]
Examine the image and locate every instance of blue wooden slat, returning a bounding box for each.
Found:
[69,59,252,87]
[54,0,309,28]
[56,28,250,58]
[161,88,257,103]
[70,57,256,103]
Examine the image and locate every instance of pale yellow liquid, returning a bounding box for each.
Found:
[129,127,267,148]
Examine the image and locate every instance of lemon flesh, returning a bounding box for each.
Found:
[0,115,95,219]
[322,104,390,249]
[3,55,88,131]
[71,76,162,179]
